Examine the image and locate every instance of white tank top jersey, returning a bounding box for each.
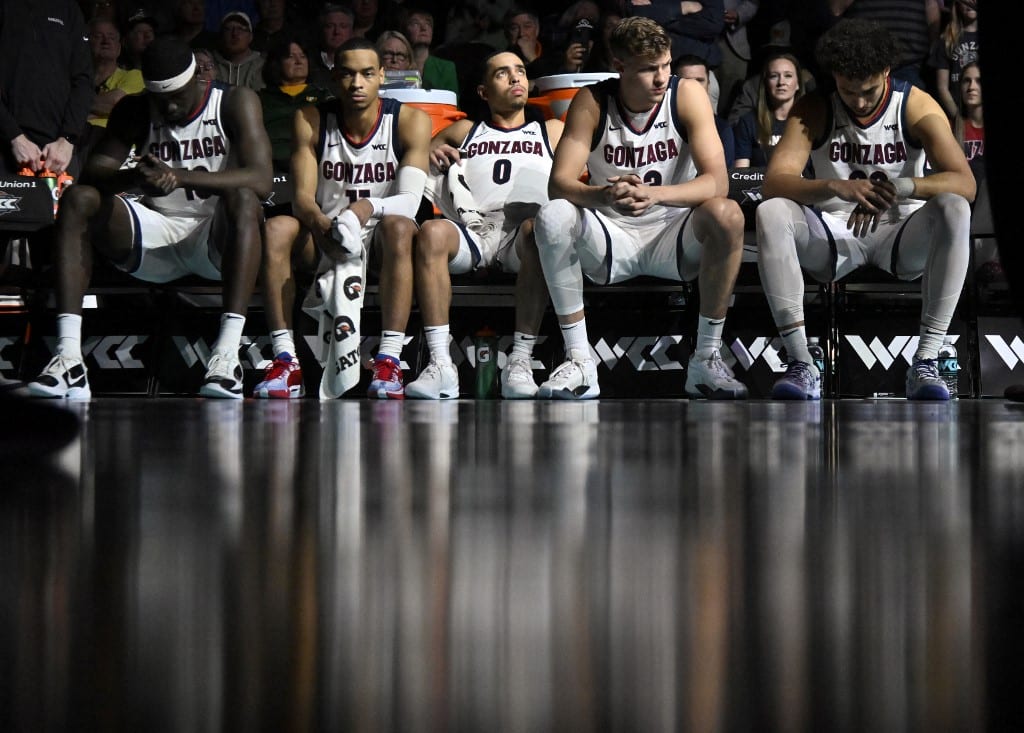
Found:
[141,82,231,218]
[809,77,927,218]
[435,119,554,223]
[315,97,404,220]
[586,76,695,228]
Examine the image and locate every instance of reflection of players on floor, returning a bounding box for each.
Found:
[27,38,272,400]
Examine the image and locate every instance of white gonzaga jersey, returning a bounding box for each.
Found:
[316,97,403,220]
[587,76,694,228]
[435,119,554,225]
[810,77,927,218]
[142,82,231,218]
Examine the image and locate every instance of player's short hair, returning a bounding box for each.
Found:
[479,49,526,84]
[335,36,379,68]
[815,18,901,80]
[141,37,196,91]
[608,16,670,64]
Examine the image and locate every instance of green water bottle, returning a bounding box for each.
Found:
[474,327,498,399]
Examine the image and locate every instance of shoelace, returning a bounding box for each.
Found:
[912,360,940,380]
[550,359,583,382]
[374,358,400,381]
[506,359,531,381]
[786,361,816,385]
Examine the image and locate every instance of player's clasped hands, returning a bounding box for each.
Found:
[605,174,654,216]
[135,154,179,196]
[841,177,899,236]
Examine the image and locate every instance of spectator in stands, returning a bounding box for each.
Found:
[733,51,804,168]
[828,0,942,90]
[168,0,218,50]
[444,0,512,49]
[674,54,735,167]
[377,30,416,73]
[251,0,298,54]
[533,17,748,401]
[756,18,975,401]
[955,58,983,188]
[307,3,354,91]
[259,37,332,171]
[928,0,978,121]
[81,0,121,23]
[403,6,459,98]
[25,38,273,400]
[717,0,758,117]
[194,47,218,81]
[351,0,385,41]
[582,7,623,73]
[87,18,144,131]
[213,11,265,91]
[405,50,564,399]
[253,37,431,399]
[504,7,592,89]
[625,0,725,83]
[121,8,158,70]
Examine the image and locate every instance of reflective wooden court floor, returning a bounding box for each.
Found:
[4,397,1024,732]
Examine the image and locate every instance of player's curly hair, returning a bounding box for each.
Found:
[815,18,901,80]
[608,16,670,64]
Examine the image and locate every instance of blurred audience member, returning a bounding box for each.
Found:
[195,47,218,82]
[717,0,758,116]
[377,30,416,72]
[168,0,218,49]
[307,3,353,90]
[252,0,297,54]
[674,53,735,167]
[88,18,144,129]
[351,0,385,41]
[259,37,332,171]
[213,11,265,90]
[403,6,459,97]
[121,8,158,69]
[928,0,978,121]
[733,51,804,168]
[582,8,623,73]
[829,0,942,90]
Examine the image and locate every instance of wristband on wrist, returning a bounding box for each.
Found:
[892,177,915,199]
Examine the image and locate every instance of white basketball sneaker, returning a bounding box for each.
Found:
[27,354,91,399]
[685,351,748,399]
[406,359,460,399]
[500,355,538,399]
[537,349,600,400]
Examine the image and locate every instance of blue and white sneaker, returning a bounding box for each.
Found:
[771,361,821,400]
[253,353,304,399]
[906,358,950,400]
[27,354,91,399]
[368,354,405,400]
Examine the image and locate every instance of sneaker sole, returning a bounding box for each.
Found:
[368,388,405,400]
[406,388,459,399]
[548,386,600,400]
[502,386,539,399]
[199,384,244,399]
[907,385,950,401]
[685,384,749,400]
[26,383,91,400]
[253,386,305,399]
[771,383,821,400]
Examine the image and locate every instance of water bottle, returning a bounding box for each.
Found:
[474,327,498,399]
[807,337,826,377]
[937,336,959,399]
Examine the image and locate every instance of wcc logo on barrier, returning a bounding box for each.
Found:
[41,335,149,368]
[844,335,927,369]
[0,190,22,215]
[984,335,1024,369]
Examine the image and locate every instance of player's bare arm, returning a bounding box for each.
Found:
[548,87,607,208]
[291,105,332,241]
[429,118,473,171]
[903,87,976,202]
[169,86,273,199]
[544,118,565,151]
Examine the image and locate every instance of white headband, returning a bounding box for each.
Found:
[144,56,197,93]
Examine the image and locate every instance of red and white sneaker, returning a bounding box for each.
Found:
[253,353,304,399]
[368,354,404,400]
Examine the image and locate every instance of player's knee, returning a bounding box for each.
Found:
[224,186,262,219]
[264,214,300,259]
[58,183,101,219]
[703,196,745,234]
[755,198,798,250]
[536,199,578,245]
[414,220,452,263]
